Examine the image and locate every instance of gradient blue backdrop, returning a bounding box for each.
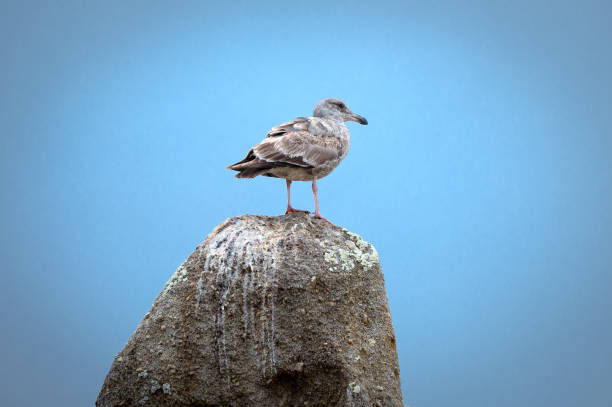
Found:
[1,1,611,406]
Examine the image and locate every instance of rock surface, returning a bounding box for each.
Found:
[97,214,403,406]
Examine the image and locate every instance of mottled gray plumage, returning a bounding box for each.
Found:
[227,98,367,223]
[227,98,367,181]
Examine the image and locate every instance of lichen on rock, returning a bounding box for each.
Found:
[323,228,380,273]
[161,264,188,298]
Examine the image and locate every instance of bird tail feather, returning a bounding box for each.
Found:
[227,159,271,178]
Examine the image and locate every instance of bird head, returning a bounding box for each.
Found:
[312,98,368,125]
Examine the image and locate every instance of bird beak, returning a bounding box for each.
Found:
[348,113,368,125]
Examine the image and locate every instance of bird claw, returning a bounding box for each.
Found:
[285,207,310,215]
[314,212,334,225]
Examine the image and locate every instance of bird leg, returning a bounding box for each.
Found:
[312,179,333,224]
[285,179,309,214]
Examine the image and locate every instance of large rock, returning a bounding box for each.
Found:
[97,214,403,406]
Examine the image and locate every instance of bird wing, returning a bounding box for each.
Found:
[253,118,343,168]
[265,117,310,138]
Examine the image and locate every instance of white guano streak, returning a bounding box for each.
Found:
[195,220,279,387]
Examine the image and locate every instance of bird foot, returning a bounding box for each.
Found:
[285,206,309,215]
[314,212,334,225]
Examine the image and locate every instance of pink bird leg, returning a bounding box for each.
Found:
[312,179,333,225]
[285,180,309,214]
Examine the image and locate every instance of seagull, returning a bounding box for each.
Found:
[227,98,368,223]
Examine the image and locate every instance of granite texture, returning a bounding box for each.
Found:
[97,213,402,406]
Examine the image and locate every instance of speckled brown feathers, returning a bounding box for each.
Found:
[227,117,348,181]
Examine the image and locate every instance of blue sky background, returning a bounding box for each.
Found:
[1,1,611,405]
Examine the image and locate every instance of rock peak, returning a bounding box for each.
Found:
[97,214,403,406]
